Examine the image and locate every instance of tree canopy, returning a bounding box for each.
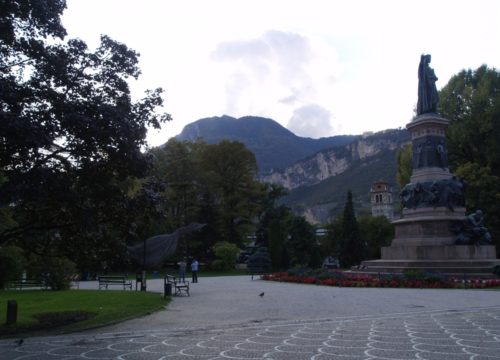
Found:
[336,190,365,268]
[0,0,170,271]
[148,139,267,260]
[439,65,500,251]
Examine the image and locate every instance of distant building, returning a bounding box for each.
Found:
[370,180,394,220]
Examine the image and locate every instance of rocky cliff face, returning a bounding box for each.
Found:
[261,129,410,190]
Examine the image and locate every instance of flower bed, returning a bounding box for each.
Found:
[262,270,500,289]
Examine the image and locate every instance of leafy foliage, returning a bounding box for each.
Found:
[358,215,394,260]
[286,215,319,267]
[211,241,240,271]
[0,1,171,271]
[246,247,272,275]
[27,252,77,290]
[440,65,500,174]
[149,139,266,260]
[337,191,364,268]
[200,140,264,245]
[439,65,500,250]
[0,245,26,289]
[396,144,412,188]
[267,216,288,270]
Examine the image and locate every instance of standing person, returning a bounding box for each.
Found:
[191,259,199,283]
[178,259,187,283]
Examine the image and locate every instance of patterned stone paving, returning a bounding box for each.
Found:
[1,307,500,359]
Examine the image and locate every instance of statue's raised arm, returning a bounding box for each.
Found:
[417,54,439,115]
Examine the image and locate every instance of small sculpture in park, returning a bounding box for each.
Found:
[454,210,492,245]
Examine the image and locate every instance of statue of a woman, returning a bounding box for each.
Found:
[417,54,439,115]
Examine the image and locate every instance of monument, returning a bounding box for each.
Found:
[362,55,500,277]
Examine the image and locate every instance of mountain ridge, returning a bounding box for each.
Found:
[176,115,358,174]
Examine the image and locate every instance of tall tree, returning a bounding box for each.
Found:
[286,215,317,267]
[358,215,394,260]
[440,65,500,174]
[337,190,364,268]
[200,140,264,246]
[396,143,412,188]
[0,1,171,269]
[439,65,500,250]
[150,139,202,229]
[255,183,290,270]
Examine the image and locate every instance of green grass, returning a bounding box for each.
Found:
[0,290,169,337]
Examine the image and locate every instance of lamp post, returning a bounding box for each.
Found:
[141,238,147,291]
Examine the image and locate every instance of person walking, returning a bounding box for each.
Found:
[178,259,187,283]
[191,259,199,283]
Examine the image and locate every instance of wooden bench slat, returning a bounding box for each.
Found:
[98,276,132,290]
[9,279,47,290]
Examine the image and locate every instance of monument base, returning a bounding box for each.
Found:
[361,207,500,277]
[361,257,500,277]
[362,243,500,277]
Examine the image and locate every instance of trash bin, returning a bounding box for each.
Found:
[135,273,142,291]
[164,283,172,298]
[7,300,17,325]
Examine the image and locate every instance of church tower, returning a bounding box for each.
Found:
[370,180,394,220]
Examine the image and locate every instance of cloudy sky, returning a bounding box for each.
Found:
[62,0,500,146]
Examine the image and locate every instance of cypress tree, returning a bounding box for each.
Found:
[338,191,364,268]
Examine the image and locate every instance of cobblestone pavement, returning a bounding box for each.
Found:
[2,306,500,359]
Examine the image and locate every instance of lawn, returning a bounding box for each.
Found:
[0,290,169,338]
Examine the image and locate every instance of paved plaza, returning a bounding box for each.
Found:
[1,276,500,359]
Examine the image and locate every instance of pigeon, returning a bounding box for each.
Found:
[259,292,265,297]
[15,338,23,346]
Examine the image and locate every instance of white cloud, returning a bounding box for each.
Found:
[210,30,341,137]
[287,105,333,138]
[61,0,500,146]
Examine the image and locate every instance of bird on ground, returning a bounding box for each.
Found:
[259,292,265,297]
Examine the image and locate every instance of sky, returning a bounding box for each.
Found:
[62,0,500,147]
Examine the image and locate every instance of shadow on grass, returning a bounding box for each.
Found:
[0,290,169,338]
[0,311,97,337]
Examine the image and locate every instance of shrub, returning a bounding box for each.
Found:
[403,269,426,280]
[0,246,26,289]
[212,242,240,271]
[247,247,272,275]
[493,265,500,277]
[287,267,312,277]
[210,259,228,271]
[27,254,77,290]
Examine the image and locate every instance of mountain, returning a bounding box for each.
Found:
[176,115,357,174]
[174,115,411,224]
[262,129,409,190]
[264,128,410,223]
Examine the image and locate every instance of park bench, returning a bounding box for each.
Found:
[165,274,189,296]
[66,274,81,289]
[9,279,48,290]
[98,275,132,290]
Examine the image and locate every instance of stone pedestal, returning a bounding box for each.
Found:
[362,114,500,276]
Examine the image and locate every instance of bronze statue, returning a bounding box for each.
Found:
[455,210,492,245]
[417,54,439,115]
